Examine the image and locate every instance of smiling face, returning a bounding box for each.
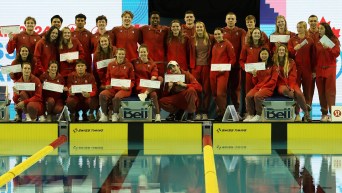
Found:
[184,13,195,26]
[246,19,255,30]
[318,25,326,37]
[20,47,29,59]
[252,29,261,40]
[259,50,269,62]
[195,22,205,37]
[51,18,62,29]
[214,29,223,42]
[48,62,58,75]
[62,28,71,40]
[150,14,160,27]
[116,49,126,64]
[122,13,132,26]
[277,46,286,57]
[96,19,107,30]
[308,16,318,29]
[99,36,109,49]
[276,18,286,30]
[171,22,181,36]
[50,28,59,41]
[25,19,36,32]
[138,47,148,61]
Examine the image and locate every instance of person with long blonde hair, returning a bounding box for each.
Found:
[189,21,214,120]
[274,44,311,122]
[270,15,295,54]
[288,21,315,113]
[59,27,85,78]
[93,35,117,90]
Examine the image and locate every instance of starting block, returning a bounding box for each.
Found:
[261,95,296,122]
[119,96,153,122]
[0,86,10,121]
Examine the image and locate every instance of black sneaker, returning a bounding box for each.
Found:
[88,113,96,122]
[186,113,195,122]
[70,114,76,122]
[214,115,223,122]
[175,109,185,121]
[166,113,176,121]
[82,113,89,121]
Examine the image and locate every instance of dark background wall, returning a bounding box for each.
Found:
[149,0,260,33]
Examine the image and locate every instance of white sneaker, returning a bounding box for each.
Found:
[39,115,46,122]
[202,114,208,120]
[138,93,147,101]
[195,114,201,120]
[112,113,119,122]
[155,114,161,122]
[327,115,332,122]
[25,114,32,122]
[243,115,254,122]
[295,114,301,122]
[98,112,108,122]
[249,115,261,122]
[320,115,329,122]
[46,114,52,122]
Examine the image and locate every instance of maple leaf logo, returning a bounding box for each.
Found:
[320,17,340,38]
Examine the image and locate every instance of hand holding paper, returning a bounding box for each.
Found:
[1,64,22,74]
[60,51,79,62]
[139,79,161,89]
[97,59,115,69]
[245,62,266,72]
[0,25,20,35]
[71,84,92,93]
[270,35,290,43]
[211,63,231,71]
[14,82,35,91]
[319,35,335,48]
[43,82,64,93]
[164,74,185,82]
[110,78,131,88]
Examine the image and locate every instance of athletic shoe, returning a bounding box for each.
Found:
[243,115,254,122]
[249,115,261,122]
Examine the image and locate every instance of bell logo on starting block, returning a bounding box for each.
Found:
[123,108,149,119]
